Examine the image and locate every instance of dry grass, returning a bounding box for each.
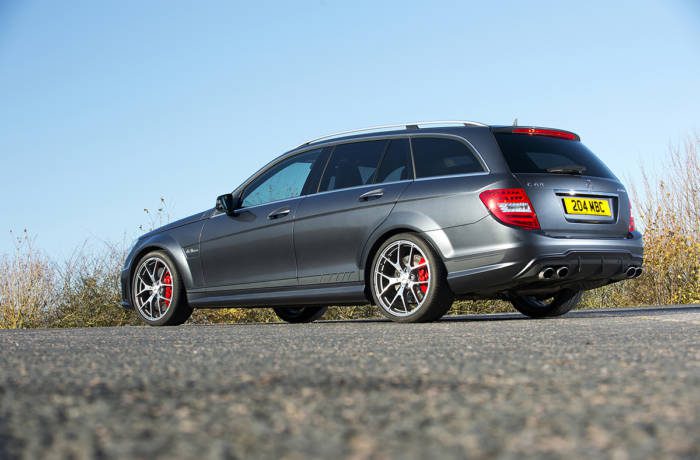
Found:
[0,231,54,328]
[1,137,697,328]
[580,134,700,308]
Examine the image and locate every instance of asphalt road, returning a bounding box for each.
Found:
[1,306,698,460]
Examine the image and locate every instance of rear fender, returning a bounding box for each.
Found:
[359,211,451,281]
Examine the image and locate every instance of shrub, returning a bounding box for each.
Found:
[49,242,140,328]
[581,135,700,307]
[0,231,55,329]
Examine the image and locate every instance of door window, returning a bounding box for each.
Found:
[241,149,322,207]
[374,138,413,183]
[318,140,387,192]
[411,137,484,178]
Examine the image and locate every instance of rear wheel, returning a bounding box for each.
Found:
[273,306,327,323]
[370,233,453,323]
[132,251,193,326]
[510,289,582,318]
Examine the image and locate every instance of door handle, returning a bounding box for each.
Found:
[358,188,384,201]
[267,207,291,220]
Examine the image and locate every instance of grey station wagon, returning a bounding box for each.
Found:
[121,121,643,325]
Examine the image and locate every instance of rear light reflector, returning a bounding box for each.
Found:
[479,188,540,230]
[629,202,636,233]
[512,127,578,141]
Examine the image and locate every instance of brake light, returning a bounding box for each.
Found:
[512,127,578,141]
[629,202,636,233]
[479,188,540,230]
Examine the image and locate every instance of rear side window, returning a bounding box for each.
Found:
[375,138,412,183]
[493,133,616,179]
[411,137,484,178]
[319,140,387,192]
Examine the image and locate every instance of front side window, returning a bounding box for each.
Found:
[411,137,484,178]
[241,149,322,207]
[319,140,387,192]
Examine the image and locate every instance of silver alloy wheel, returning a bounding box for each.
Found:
[133,256,174,321]
[374,240,431,317]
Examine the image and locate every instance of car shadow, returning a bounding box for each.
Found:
[319,304,700,325]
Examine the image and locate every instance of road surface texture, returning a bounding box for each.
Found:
[1,306,698,459]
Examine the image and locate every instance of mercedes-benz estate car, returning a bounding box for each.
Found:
[121,121,643,325]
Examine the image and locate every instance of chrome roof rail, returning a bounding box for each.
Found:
[299,120,487,147]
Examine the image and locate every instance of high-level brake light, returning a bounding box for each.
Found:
[479,188,540,230]
[512,127,578,141]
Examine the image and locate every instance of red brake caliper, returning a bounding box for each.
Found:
[162,271,172,307]
[417,257,428,293]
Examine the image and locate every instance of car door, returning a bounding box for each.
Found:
[199,148,324,290]
[294,138,413,285]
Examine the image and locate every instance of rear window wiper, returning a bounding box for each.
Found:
[546,165,587,175]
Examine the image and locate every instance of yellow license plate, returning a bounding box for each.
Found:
[563,197,611,216]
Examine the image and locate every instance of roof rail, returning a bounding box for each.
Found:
[299,120,487,147]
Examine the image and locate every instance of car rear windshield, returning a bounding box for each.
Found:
[493,133,616,179]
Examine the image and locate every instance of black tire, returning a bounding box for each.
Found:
[273,306,328,323]
[370,233,454,323]
[131,250,193,326]
[510,289,582,318]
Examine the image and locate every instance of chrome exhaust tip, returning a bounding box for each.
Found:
[625,266,637,278]
[634,267,643,278]
[538,267,555,280]
[556,266,569,279]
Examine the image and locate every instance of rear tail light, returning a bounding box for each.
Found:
[479,188,540,230]
[512,127,578,141]
[628,202,636,233]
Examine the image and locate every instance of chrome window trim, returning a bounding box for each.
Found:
[412,171,491,182]
[309,179,413,199]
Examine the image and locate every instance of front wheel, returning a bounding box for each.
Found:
[370,233,454,323]
[273,306,327,323]
[132,250,193,326]
[510,289,582,318]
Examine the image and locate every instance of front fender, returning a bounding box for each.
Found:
[125,233,195,292]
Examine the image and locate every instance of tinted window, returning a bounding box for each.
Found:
[242,149,322,207]
[411,137,483,178]
[375,138,412,183]
[493,133,616,179]
[319,140,387,192]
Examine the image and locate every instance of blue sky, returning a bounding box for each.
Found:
[1,0,698,259]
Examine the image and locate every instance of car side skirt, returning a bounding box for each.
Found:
[187,282,368,308]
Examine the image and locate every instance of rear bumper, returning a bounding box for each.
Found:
[426,220,643,297]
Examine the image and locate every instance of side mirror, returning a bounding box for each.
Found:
[215,192,240,216]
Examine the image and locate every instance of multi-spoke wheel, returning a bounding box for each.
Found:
[132,251,193,326]
[273,306,327,323]
[370,233,453,323]
[510,289,582,318]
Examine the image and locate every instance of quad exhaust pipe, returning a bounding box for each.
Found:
[626,266,643,278]
[537,266,569,280]
[538,265,642,281]
[556,266,569,278]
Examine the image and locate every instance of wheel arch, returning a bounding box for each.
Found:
[360,226,445,299]
[128,237,194,293]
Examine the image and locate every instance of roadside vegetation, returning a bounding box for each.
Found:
[1,137,698,329]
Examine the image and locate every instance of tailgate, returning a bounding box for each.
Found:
[492,128,632,238]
